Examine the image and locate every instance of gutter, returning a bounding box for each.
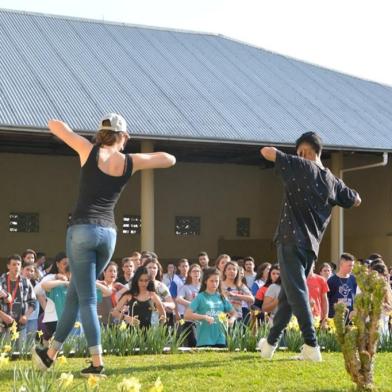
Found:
[1,126,392,154]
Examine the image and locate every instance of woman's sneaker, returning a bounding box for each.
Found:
[32,347,53,371]
[80,363,107,378]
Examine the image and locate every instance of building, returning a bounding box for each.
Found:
[1,9,392,266]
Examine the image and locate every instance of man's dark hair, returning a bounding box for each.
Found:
[370,262,388,277]
[177,258,189,267]
[141,251,158,259]
[243,256,255,264]
[121,257,133,266]
[369,258,384,268]
[198,252,208,258]
[7,254,22,264]
[368,253,382,261]
[295,131,323,155]
[340,252,355,262]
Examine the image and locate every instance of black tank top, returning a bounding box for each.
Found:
[70,145,133,229]
[127,297,153,328]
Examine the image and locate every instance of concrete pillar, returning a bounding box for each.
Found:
[330,152,343,263]
[140,141,155,252]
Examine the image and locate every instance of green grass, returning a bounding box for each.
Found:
[1,351,392,392]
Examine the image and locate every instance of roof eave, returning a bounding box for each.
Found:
[1,126,391,154]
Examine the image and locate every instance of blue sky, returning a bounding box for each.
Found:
[1,0,391,86]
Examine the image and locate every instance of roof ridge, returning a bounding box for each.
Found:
[217,34,392,90]
[0,7,218,37]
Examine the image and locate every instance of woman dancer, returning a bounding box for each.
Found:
[33,113,175,376]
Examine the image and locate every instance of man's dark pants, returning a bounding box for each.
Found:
[267,243,317,347]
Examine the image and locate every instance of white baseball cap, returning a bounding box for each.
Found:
[98,113,129,135]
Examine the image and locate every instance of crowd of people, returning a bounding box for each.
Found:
[1,248,391,349]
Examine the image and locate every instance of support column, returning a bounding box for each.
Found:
[140,141,155,252]
[330,152,343,263]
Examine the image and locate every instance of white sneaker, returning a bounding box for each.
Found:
[258,338,277,360]
[293,344,322,362]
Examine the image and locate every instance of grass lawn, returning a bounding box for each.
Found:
[1,351,392,392]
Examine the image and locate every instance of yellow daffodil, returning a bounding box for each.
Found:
[74,321,81,329]
[327,318,336,333]
[0,353,10,368]
[58,372,74,387]
[2,344,12,353]
[10,321,18,334]
[87,374,100,389]
[149,377,163,392]
[217,312,227,323]
[11,331,20,341]
[57,355,68,365]
[37,330,44,338]
[287,316,300,331]
[117,377,141,392]
[119,321,127,331]
[313,316,321,329]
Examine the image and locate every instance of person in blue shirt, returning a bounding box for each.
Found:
[327,253,357,319]
[185,267,236,347]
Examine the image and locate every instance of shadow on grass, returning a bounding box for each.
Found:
[104,354,305,377]
[312,389,356,392]
[106,355,258,375]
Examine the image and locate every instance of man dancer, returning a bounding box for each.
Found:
[258,132,361,361]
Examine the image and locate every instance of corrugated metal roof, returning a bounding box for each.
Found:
[1,8,392,151]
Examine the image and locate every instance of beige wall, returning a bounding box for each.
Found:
[0,153,141,261]
[1,152,391,268]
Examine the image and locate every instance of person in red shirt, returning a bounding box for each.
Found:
[306,263,329,328]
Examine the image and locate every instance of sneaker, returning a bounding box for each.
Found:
[80,362,107,378]
[32,347,53,371]
[293,344,322,362]
[258,338,277,360]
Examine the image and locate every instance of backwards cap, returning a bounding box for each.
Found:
[98,113,128,135]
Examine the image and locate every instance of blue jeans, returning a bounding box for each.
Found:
[51,224,116,355]
[26,318,38,336]
[267,243,317,347]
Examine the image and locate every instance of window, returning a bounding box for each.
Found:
[9,212,39,233]
[236,217,250,237]
[175,216,200,236]
[122,215,141,235]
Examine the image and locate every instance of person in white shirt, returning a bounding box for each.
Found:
[243,256,257,289]
[176,264,201,346]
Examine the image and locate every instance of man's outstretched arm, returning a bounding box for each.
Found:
[353,192,362,207]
